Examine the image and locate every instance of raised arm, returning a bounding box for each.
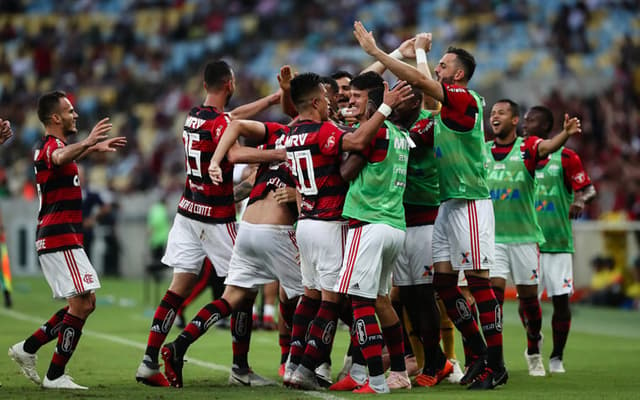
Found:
[413,33,439,110]
[52,118,115,165]
[228,91,281,120]
[361,37,416,75]
[537,114,582,158]
[278,65,298,119]
[353,21,445,103]
[341,80,414,152]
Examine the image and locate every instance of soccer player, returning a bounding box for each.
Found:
[0,118,13,144]
[160,115,302,388]
[8,91,126,390]
[363,32,457,387]
[352,21,505,389]
[135,60,285,387]
[330,70,353,111]
[328,71,414,394]
[282,72,411,392]
[522,105,596,373]
[487,99,581,377]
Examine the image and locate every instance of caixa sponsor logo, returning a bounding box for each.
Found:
[535,200,556,212]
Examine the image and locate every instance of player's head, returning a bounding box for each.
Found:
[390,85,423,128]
[349,71,384,121]
[37,90,78,136]
[320,76,339,118]
[330,70,353,109]
[435,46,476,85]
[204,60,235,106]
[523,105,554,139]
[290,72,330,121]
[490,98,520,140]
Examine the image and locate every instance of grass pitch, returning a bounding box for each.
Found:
[1,276,639,399]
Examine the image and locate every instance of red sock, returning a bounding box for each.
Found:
[433,273,487,359]
[231,300,254,370]
[468,276,503,370]
[289,295,320,366]
[278,300,296,365]
[145,290,184,363]
[519,296,542,354]
[301,300,339,371]
[175,298,231,356]
[352,296,384,377]
[46,313,85,380]
[23,306,69,354]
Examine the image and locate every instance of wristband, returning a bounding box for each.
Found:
[416,48,427,64]
[377,103,392,118]
[390,49,403,60]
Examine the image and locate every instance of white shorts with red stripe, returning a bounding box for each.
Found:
[433,198,495,271]
[490,242,540,285]
[335,223,405,299]
[393,224,435,286]
[296,219,348,292]
[225,222,303,300]
[538,252,574,297]
[162,213,237,277]
[39,248,101,299]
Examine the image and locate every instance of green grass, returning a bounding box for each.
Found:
[1,276,639,399]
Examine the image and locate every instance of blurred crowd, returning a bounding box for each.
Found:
[0,0,638,227]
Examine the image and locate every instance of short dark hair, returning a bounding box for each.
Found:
[350,71,384,92]
[320,76,339,95]
[530,105,554,134]
[496,98,520,117]
[447,46,476,82]
[330,70,353,81]
[37,90,66,124]
[204,60,233,89]
[290,72,323,107]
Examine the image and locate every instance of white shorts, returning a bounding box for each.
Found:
[39,248,101,299]
[296,219,348,292]
[335,224,404,299]
[394,225,434,286]
[162,213,237,277]
[225,222,303,299]
[433,198,494,271]
[490,243,540,285]
[538,252,574,297]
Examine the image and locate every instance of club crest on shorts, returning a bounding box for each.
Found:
[83,273,94,284]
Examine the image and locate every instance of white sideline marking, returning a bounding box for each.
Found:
[0,308,347,399]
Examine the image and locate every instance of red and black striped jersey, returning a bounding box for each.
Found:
[248,122,296,207]
[33,135,83,254]
[285,120,348,221]
[177,105,235,224]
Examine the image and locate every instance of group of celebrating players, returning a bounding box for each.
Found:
[8,21,595,393]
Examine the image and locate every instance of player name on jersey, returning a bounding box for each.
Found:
[178,198,213,217]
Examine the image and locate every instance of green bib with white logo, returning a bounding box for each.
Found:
[487,137,544,244]
[535,149,574,252]
[343,121,410,231]
[404,109,439,206]
[434,89,490,201]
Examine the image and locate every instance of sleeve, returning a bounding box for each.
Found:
[360,127,388,162]
[318,122,346,156]
[522,136,543,174]
[213,114,231,141]
[263,122,287,147]
[439,83,478,132]
[43,138,65,169]
[410,117,435,148]
[561,148,592,191]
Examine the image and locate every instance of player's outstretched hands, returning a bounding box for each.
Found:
[84,118,112,147]
[563,113,581,136]
[93,136,127,152]
[383,81,414,109]
[209,160,223,185]
[353,21,380,56]
[278,65,294,91]
[0,118,13,144]
[414,32,432,53]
